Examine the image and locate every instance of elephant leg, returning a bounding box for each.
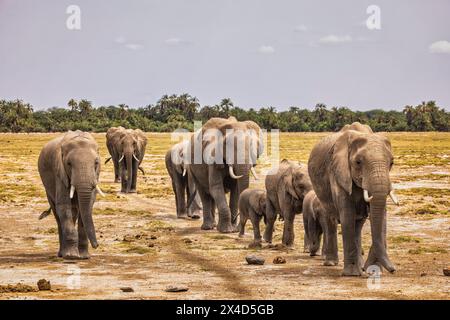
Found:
[238,212,247,237]
[355,218,366,269]
[120,163,127,193]
[263,199,276,243]
[340,203,363,276]
[186,175,201,218]
[173,175,187,218]
[303,215,310,253]
[56,203,80,259]
[281,208,295,247]
[198,188,214,230]
[210,182,233,233]
[113,159,120,183]
[322,215,339,266]
[249,210,262,244]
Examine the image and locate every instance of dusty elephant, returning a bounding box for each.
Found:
[188,116,263,233]
[264,160,312,247]
[106,127,147,193]
[308,122,399,276]
[165,140,202,219]
[302,190,327,256]
[38,130,104,259]
[238,188,267,247]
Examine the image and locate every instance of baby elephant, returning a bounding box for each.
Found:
[303,190,326,256]
[238,189,267,247]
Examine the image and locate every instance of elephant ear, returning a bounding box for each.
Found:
[331,131,353,195]
[281,168,300,200]
[55,145,69,188]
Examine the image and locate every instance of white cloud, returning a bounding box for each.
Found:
[165,38,188,46]
[125,43,143,50]
[114,36,126,44]
[318,34,352,45]
[294,25,307,32]
[258,45,275,54]
[429,40,450,54]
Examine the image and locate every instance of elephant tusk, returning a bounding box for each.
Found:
[118,154,125,162]
[70,185,75,199]
[363,189,373,203]
[229,166,243,179]
[250,167,258,180]
[133,153,139,162]
[389,190,399,206]
[182,168,187,177]
[96,185,105,197]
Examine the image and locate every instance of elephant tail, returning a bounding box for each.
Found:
[38,207,52,220]
[104,157,112,165]
[186,190,198,210]
[138,166,145,175]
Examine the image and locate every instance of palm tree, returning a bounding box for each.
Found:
[68,99,78,112]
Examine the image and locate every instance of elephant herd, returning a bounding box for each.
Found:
[37,118,399,277]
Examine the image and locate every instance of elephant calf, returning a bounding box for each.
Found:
[38,130,103,259]
[264,160,312,247]
[302,190,326,256]
[238,189,267,247]
[165,140,202,219]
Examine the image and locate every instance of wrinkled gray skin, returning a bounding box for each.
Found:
[238,189,267,247]
[264,160,313,247]
[308,122,397,276]
[302,190,326,256]
[165,140,202,219]
[106,127,147,193]
[38,131,101,259]
[188,117,263,233]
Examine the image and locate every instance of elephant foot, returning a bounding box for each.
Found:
[342,263,363,277]
[323,259,339,266]
[248,241,262,249]
[177,213,189,219]
[238,232,245,238]
[129,189,137,193]
[217,222,235,233]
[78,250,90,260]
[309,251,319,257]
[188,212,201,220]
[364,251,396,273]
[61,247,81,260]
[201,222,215,230]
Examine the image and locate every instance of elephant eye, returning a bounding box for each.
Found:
[356,160,361,165]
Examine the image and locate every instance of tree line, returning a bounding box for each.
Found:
[0,94,448,132]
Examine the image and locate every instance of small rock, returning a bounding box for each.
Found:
[273,256,286,264]
[420,272,427,277]
[122,235,134,242]
[245,255,265,265]
[148,243,155,247]
[120,287,134,292]
[165,285,189,292]
[37,279,51,291]
[443,267,450,276]
[150,235,157,240]
[183,238,192,244]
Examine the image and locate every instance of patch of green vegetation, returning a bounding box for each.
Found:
[390,235,422,244]
[94,207,153,217]
[207,234,232,240]
[397,188,450,197]
[408,246,447,254]
[144,220,174,232]
[399,204,449,216]
[124,245,153,255]
[0,182,45,203]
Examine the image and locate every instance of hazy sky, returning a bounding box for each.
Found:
[1,0,449,111]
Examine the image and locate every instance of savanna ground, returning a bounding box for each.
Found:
[0,132,449,300]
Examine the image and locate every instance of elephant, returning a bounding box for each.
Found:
[308,122,399,276]
[238,188,267,247]
[38,130,104,259]
[165,140,202,219]
[106,127,147,193]
[302,190,326,256]
[187,116,263,233]
[264,159,312,247]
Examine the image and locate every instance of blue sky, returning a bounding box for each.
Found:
[0,0,449,110]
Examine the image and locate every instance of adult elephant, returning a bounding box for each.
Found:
[308,122,399,276]
[38,130,104,259]
[106,127,147,193]
[264,160,312,247]
[165,140,202,219]
[188,117,263,233]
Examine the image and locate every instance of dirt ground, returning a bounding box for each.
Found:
[0,132,449,300]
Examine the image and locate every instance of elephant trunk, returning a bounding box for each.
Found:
[76,184,98,248]
[234,164,250,195]
[125,151,133,193]
[364,166,395,273]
